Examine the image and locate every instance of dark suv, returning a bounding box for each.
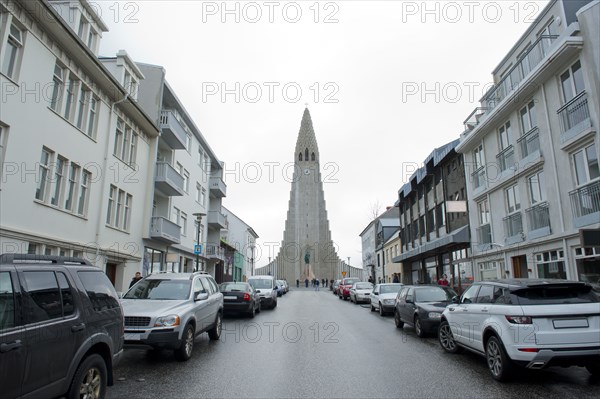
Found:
[0,254,124,399]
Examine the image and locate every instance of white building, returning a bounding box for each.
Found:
[0,0,159,290]
[221,206,258,281]
[456,0,599,284]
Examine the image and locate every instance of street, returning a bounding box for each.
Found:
[108,288,599,399]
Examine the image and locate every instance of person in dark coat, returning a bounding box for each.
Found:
[129,272,143,288]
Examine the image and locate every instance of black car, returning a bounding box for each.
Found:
[219,282,261,317]
[0,254,124,399]
[394,284,457,337]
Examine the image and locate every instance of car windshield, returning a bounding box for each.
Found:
[380,284,403,294]
[220,283,249,292]
[355,283,373,289]
[248,279,272,289]
[124,279,191,300]
[414,287,456,302]
[512,284,599,305]
[344,279,359,285]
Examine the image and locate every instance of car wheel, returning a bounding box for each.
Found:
[67,353,107,399]
[414,316,426,338]
[586,363,600,376]
[438,320,461,354]
[256,302,261,314]
[272,299,277,309]
[175,323,195,361]
[486,335,513,382]
[394,311,404,329]
[208,313,222,341]
[249,304,256,318]
[370,303,375,312]
[379,303,385,316]
[338,294,342,299]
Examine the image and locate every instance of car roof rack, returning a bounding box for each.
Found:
[0,253,92,266]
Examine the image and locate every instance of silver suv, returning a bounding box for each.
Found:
[121,271,223,361]
[438,279,600,381]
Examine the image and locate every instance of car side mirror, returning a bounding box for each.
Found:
[451,295,459,303]
[195,292,209,301]
[406,298,413,304]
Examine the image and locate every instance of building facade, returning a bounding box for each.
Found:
[221,206,259,282]
[456,0,599,287]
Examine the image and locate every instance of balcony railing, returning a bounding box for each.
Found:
[205,243,225,261]
[472,166,486,190]
[155,162,184,196]
[476,223,492,245]
[570,180,600,220]
[557,91,590,139]
[503,212,523,238]
[150,216,181,244]
[496,145,515,173]
[208,211,227,229]
[209,176,227,198]
[484,35,558,110]
[526,202,550,231]
[159,110,187,150]
[517,126,540,159]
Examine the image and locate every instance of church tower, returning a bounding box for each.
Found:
[272,108,341,282]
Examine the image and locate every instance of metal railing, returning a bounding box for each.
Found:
[570,180,600,218]
[150,216,181,242]
[503,212,523,238]
[471,166,486,189]
[557,91,590,134]
[526,202,550,231]
[476,224,492,245]
[517,126,540,159]
[496,145,515,172]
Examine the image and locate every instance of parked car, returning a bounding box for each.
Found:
[248,275,278,309]
[349,282,374,304]
[0,254,124,399]
[371,283,404,315]
[120,271,223,361]
[332,280,341,294]
[281,280,289,293]
[394,284,457,337]
[438,279,600,381]
[276,280,286,296]
[220,282,261,318]
[338,277,361,300]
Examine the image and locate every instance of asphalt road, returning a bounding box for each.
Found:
[107,288,599,399]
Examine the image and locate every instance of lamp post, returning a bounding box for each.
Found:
[347,257,350,277]
[193,212,206,272]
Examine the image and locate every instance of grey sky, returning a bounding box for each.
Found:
[97,1,548,268]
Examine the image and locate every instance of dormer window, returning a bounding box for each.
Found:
[124,70,138,99]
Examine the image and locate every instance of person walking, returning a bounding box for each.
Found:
[315,278,320,291]
[129,272,143,288]
[305,278,309,288]
[438,274,449,286]
[392,273,399,283]
[296,279,299,288]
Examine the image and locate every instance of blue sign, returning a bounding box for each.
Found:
[194,244,202,255]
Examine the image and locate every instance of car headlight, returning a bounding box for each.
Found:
[383,299,395,305]
[428,312,442,319]
[154,315,181,327]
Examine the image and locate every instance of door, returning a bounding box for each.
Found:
[192,277,212,331]
[451,285,480,346]
[0,269,25,399]
[512,255,528,278]
[400,288,415,323]
[106,262,117,286]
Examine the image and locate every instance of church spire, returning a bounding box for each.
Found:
[295,108,319,163]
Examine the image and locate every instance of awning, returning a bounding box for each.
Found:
[392,225,470,263]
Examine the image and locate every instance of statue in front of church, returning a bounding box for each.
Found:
[304,250,310,264]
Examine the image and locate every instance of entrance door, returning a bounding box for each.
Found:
[512,255,528,278]
[106,263,117,286]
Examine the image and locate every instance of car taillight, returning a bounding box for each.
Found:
[518,348,540,352]
[243,293,251,301]
[505,315,532,324]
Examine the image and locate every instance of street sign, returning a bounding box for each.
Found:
[194,244,202,255]
[341,271,346,277]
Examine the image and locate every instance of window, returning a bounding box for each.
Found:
[560,61,584,102]
[1,23,23,80]
[171,206,181,226]
[476,285,494,303]
[535,250,566,279]
[479,261,502,281]
[87,29,96,49]
[87,97,98,137]
[77,170,90,216]
[183,170,190,193]
[181,212,187,236]
[0,272,15,329]
[528,171,545,204]
[196,183,201,203]
[56,272,74,316]
[113,119,137,165]
[50,157,65,206]
[124,70,138,99]
[573,143,599,186]
[460,285,479,304]
[478,199,490,224]
[201,187,207,207]
[76,85,87,129]
[106,185,132,230]
[498,121,511,150]
[128,131,138,166]
[36,148,52,201]
[63,77,78,121]
[22,271,62,322]
[0,124,6,176]
[505,184,521,213]
[519,100,537,133]
[113,119,124,159]
[50,63,65,111]
[77,271,120,312]
[77,16,88,40]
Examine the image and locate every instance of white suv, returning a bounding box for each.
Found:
[438,279,600,381]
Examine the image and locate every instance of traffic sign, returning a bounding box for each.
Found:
[194,244,202,255]
[341,271,346,277]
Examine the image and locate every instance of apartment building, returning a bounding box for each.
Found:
[0,0,159,290]
[382,231,402,283]
[456,0,599,285]
[221,206,258,282]
[374,207,400,283]
[393,139,471,292]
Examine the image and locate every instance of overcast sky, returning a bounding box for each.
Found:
[97,0,548,268]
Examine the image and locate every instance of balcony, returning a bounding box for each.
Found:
[208,211,227,229]
[159,110,187,150]
[526,202,551,240]
[496,145,515,174]
[570,180,600,228]
[476,223,492,247]
[205,243,225,261]
[209,176,227,198]
[503,212,524,245]
[558,91,592,144]
[517,126,541,161]
[471,166,486,193]
[149,216,181,244]
[155,162,184,196]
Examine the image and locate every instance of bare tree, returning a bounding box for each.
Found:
[368,200,382,220]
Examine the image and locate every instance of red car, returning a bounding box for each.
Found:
[338,277,361,300]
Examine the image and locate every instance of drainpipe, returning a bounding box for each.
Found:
[94,94,129,268]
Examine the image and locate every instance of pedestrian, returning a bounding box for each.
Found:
[296,279,299,288]
[321,278,325,287]
[392,273,399,283]
[438,274,449,286]
[315,278,320,291]
[129,271,143,288]
[368,276,373,284]
[305,278,309,288]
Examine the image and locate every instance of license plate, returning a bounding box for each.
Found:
[124,332,141,340]
[552,318,589,329]
[224,296,237,300]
